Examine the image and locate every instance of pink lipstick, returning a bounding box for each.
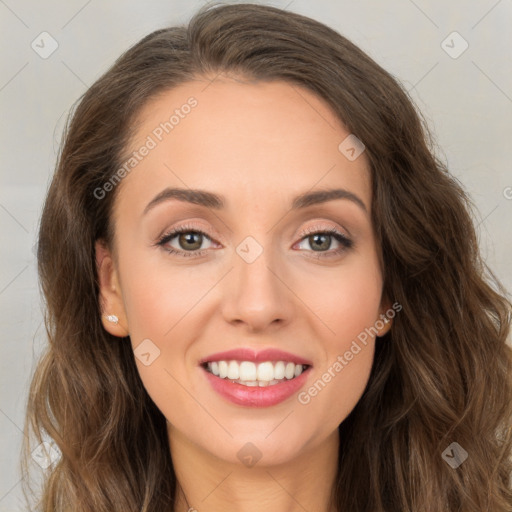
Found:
[200,348,312,407]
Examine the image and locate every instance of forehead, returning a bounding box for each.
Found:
[114,77,371,217]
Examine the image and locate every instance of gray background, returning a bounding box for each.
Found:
[1,0,511,510]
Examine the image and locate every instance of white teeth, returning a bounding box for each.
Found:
[227,361,239,379]
[274,361,285,380]
[285,362,295,379]
[239,361,257,381]
[218,360,228,379]
[257,361,274,381]
[205,360,307,385]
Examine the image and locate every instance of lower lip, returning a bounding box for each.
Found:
[202,367,311,407]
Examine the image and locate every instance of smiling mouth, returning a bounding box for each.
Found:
[202,360,310,387]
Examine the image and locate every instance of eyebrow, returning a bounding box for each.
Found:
[143,187,367,215]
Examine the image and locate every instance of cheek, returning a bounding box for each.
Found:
[293,252,383,343]
[119,257,204,425]
[296,267,380,429]
[118,247,216,341]
[292,254,382,425]
[298,344,375,433]
[117,251,218,407]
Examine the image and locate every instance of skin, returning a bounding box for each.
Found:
[96,76,392,512]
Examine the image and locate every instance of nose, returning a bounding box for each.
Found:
[220,240,294,333]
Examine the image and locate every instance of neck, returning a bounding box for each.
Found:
[169,425,339,512]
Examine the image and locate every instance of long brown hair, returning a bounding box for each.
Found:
[24,3,512,511]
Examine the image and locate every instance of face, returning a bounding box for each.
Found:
[96,76,391,467]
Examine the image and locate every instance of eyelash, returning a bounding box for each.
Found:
[155,223,353,259]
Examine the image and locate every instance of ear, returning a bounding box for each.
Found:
[375,296,394,338]
[95,239,129,337]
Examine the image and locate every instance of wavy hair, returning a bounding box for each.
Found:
[23,3,512,511]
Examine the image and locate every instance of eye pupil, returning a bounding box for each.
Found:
[179,232,202,250]
[310,234,331,251]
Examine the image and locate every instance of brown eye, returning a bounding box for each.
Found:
[294,228,353,258]
[157,228,215,255]
[308,233,332,251]
[178,232,204,251]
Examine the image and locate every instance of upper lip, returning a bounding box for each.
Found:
[199,348,313,366]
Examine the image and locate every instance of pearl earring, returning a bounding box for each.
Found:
[106,314,119,325]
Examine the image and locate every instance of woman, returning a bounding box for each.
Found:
[24,3,512,511]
